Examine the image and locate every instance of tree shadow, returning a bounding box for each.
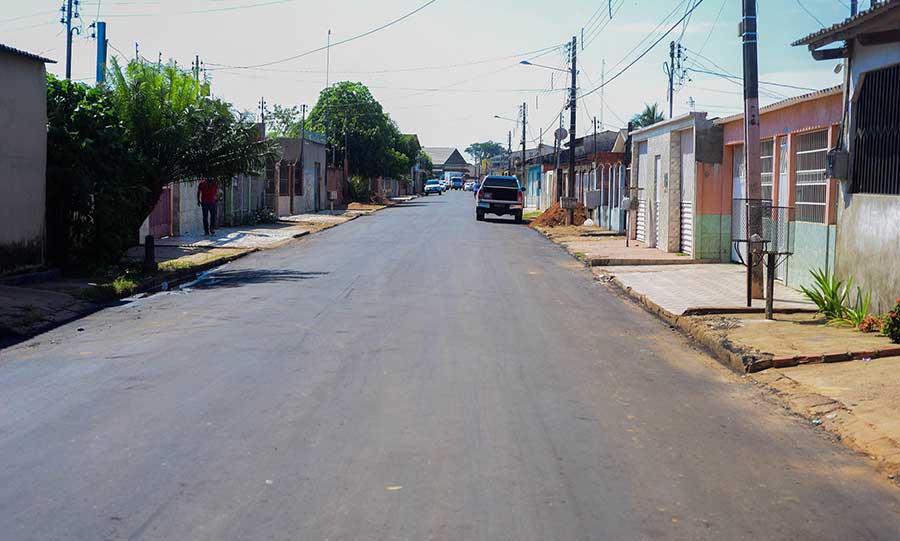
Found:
[192,269,329,290]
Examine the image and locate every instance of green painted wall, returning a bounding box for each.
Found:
[784,221,836,290]
[695,213,731,262]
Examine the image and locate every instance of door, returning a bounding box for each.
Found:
[776,137,790,280]
[731,144,746,263]
[680,130,695,256]
[636,142,649,243]
[148,184,172,239]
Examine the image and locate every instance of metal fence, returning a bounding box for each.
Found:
[732,198,794,258]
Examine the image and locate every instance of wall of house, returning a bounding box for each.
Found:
[0,53,47,270]
[836,43,900,312]
[835,193,900,313]
[694,162,731,261]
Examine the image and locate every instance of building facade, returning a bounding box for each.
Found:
[0,44,53,270]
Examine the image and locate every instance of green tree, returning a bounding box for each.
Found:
[306,81,399,178]
[629,103,665,128]
[465,141,505,164]
[266,104,301,137]
[45,75,145,267]
[108,58,276,219]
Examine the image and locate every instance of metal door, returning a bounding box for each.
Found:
[148,184,172,239]
[680,130,695,255]
[776,137,790,280]
[731,144,746,263]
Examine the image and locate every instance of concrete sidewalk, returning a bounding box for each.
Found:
[594,263,814,315]
[147,222,314,249]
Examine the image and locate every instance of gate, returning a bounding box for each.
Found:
[148,184,172,239]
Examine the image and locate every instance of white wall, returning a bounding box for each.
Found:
[0,52,47,266]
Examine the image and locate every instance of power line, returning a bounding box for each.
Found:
[89,0,299,18]
[212,0,439,70]
[695,0,727,56]
[685,67,818,92]
[579,0,706,100]
[606,0,691,74]
[795,0,827,28]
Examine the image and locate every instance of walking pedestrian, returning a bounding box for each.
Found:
[197,179,218,235]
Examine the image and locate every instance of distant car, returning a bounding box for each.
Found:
[475,175,525,222]
[424,179,443,195]
[464,181,475,191]
[439,179,448,192]
[450,177,464,190]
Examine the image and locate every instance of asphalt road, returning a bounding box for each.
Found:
[1,191,898,540]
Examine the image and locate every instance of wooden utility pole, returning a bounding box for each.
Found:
[742,0,764,303]
[566,35,578,224]
[64,0,74,79]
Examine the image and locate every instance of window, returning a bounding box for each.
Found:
[794,130,828,223]
[760,140,774,202]
[852,62,900,195]
[293,161,303,195]
[278,161,290,195]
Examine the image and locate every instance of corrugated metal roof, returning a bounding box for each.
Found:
[792,1,900,47]
[713,85,842,125]
[0,43,56,64]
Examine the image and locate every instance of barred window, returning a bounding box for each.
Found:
[852,62,900,195]
[265,160,276,192]
[794,130,828,223]
[279,161,290,195]
[760,140,774,202]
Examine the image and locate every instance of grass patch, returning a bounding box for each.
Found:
[80,272,140,303]
[523,210,542,221]
[573,251,587,260]
[158,259,193,272]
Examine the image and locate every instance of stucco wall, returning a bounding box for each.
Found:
[0,52,47,269]
[784,222,836,291]
[835,193,900,313]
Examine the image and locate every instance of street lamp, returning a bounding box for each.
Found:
[519,60,574,74]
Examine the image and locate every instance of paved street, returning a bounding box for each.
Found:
[1,191,898,540]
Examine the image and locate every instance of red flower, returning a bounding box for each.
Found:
[891,312,898,319]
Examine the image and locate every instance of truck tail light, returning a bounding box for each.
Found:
[518,189,524,203]
[476,188,483,200]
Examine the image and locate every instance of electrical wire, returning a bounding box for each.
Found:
[92,0,299,18]
[695,0,727,56]
[579,0,705,100]
[210,0,439,70]
[795,0,827,28]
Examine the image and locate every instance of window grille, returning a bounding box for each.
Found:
[293,161,303,195]
[279,161,290,195]
[852,62,900,195]
[794,130,828,223]
[760,140,774,202]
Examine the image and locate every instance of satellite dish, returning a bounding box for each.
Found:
[554,127,568,141]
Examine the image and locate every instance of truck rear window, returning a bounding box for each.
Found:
[482,178,518,189]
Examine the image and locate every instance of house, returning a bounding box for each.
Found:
[629,113,726,259]
[714,87,843,289]
[570,130,628,231]
[263,134,328,217]
[793,1,900,311]
[422,147,469,177]
[0,44,54,270]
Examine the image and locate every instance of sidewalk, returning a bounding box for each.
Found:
[146,222,314,249]
[535,220,900,480]
[533,224,706,266]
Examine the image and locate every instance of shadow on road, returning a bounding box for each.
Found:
[481,217,521,225]
[193,269,329,289]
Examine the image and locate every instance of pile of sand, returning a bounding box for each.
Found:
[532,201,588,227]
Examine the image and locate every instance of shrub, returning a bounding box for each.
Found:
[800,269,852,321]
[883,298,900,343]
[832,287,872,328]
[859,315,881,333]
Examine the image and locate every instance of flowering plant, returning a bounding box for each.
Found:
[883,298,900,343]
[859,315,882,333]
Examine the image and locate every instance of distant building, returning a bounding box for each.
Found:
[422,147,469,177]
[0,44,54,270]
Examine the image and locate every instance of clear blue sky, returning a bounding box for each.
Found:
[2,0,853,157]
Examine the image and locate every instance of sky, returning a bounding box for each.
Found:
[2,0,855,160]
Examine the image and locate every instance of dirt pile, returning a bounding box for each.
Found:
[532,201,588,227]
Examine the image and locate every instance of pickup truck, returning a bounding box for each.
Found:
[475,175,525,222]
[450,177,464,190]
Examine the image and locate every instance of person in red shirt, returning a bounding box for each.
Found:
[197,179,219,235]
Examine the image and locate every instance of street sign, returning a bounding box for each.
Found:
[554,127,568,141]
[560,197,578,210]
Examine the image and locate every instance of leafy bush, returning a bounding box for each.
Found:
[831,287,872,328]
[800,269,852,321]
[883,298,900,343]
[349,176,371,202]
[859,315,882,333]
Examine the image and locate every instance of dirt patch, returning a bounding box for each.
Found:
[531,202,588,227]
[347,202,386,212]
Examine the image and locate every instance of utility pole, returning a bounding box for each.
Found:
[667,41,675,119]
[566,35,578,224]
[507,130,512,173]
[521,102,527,185]
[325,29,333,166]
[851,0,858,16]
[134,42,139,62]
[555,111,563,203]
[593,116,599,226]
[600,59,605,129]
[63,0,75,80]
[193,54,200,81]
[94,21,107,84]
[299,104,307,206]
[259,97,267,132]
[742,0,764,303]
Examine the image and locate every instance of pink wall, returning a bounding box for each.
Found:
[721,93,842,145]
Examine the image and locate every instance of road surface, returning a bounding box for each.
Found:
[1,191,898,540]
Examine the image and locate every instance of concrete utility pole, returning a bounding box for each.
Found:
[507,130,512,173]
[521,102,527,185]
[742,0,764,303]
[299,104,307,205]
[94,21,107,84]
[566,35,578,224]
[555,112,563,203]
[851,0,858,16]
[64,0,74,80]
